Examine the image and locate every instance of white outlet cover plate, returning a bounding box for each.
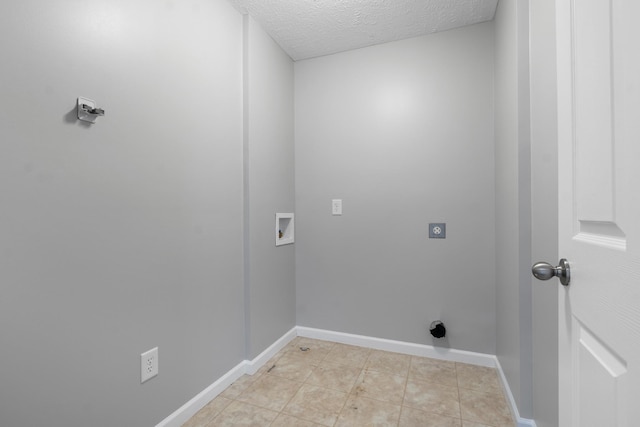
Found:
[141,347,158,383]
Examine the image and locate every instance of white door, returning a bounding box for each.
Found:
[555,0,640,426]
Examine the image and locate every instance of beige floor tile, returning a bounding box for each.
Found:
[352,369,407,404]
[284,336,304,348]
[324,343,371,368]
[182,397,233,427]
[456,363,502,394]
[189,339,516,427]
[365,350,411,377]
[409,357,458,387]
[283,383,348,426]
[270,413,323,427]
[284,337,335,363]
[255,352,287,376]
[404,378,460,418]
[335,394,402,427]
[288,337,336,352]
[461,422,496,427]
[206,400,277,426]
[219,374,261,399]
[277,348,326,367]
[236,375,303,412]
[459,388,514,427]
[399,406,462,427]
[264,351,315,382]
[306,361,361,392]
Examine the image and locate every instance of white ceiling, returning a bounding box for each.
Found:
[227,0,499,61]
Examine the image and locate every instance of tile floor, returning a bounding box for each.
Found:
[182,337,515,427]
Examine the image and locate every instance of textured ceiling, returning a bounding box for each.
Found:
[227,0,498,61]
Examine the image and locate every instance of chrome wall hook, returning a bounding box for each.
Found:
[77,97,105,123]
[82,105,104,116]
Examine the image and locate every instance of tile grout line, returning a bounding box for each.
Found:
[333,344,371,427]
[330,366,361,427]
[455,362,464,422]
[271,378,305,426]
[276,338,340,427]
[397,355,413,427]
[269,337,329,426]
[317,340,349,427]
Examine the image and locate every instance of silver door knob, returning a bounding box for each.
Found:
[532,258,570,286]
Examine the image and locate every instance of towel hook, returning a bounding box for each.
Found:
[77,97,105,123]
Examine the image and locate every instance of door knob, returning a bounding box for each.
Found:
[532,258,570,286]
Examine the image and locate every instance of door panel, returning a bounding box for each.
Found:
[574,320,627,426]
[557,0,640,426]
[573,0,615,224]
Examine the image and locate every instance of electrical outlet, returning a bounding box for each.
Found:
[429,223,446,238]
[141,347,158,383]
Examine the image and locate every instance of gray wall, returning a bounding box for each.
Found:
[294,23,497,354]
[244,16,296,359]
[530,0,559,425]
[0,1,294,426]
[494,0,534,419]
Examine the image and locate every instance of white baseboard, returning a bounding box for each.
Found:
[157,325,537,427]
[296,326,497,367]
[155,360,248,427]
[155,327,297,427]
[494,357,537,427]
[244,327,298,375]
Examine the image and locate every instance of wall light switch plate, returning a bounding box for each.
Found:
[429,223,446,238]
[332,199,342,215]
